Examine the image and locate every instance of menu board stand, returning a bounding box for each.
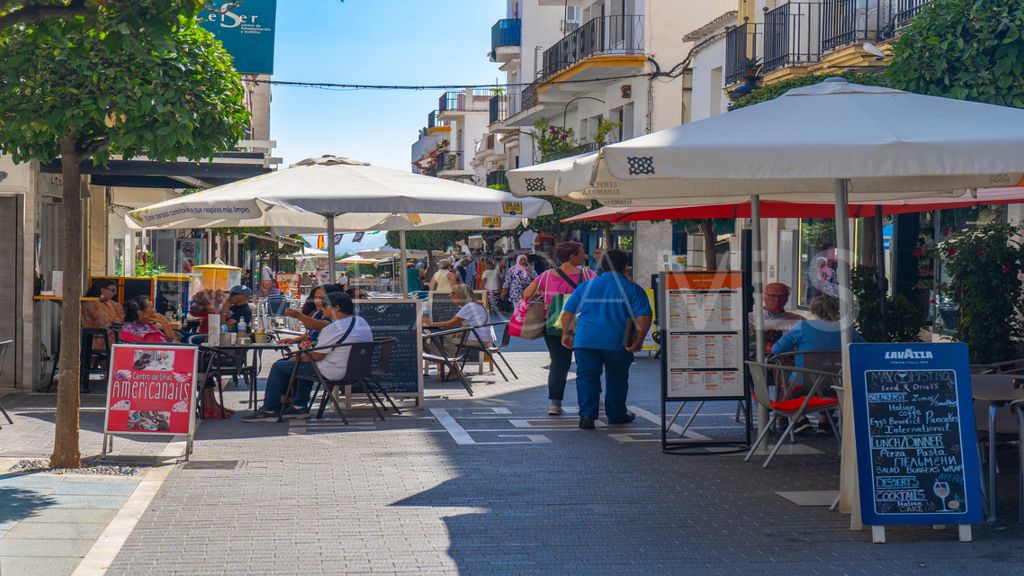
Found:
[102,344,199,461]
[354,299,424,406]
[849,342,982,542]
[658,271,751,453]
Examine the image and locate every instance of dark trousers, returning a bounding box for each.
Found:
[543,333,574,402]
[262,359,319,411]
[574,347,634,421]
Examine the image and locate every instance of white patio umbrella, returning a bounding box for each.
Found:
[532,78,1024,528]
[128,156,552,293]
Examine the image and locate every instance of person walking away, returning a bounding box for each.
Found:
[481,260,502,314]
[454,258,470,286]
[244,291,373,421]
[522,241,595,415]
[406,261,422,293]
[560,250,652,429]
[428,259,458,294]
[501,254,536,309]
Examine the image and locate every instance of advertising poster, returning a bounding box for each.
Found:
[849,342,983,527]
[104,344,198,437]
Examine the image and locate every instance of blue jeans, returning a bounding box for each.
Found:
[574,347,634,421]
[262,358,319,411]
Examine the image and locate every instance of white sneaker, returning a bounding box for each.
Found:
[547,404,564,416]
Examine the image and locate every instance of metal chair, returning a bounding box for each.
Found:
[80,328,111,393]
[460,321,517,382]
[367,336,402,415]
[745,360,842,468]
[422,326,474,396]
[0,340,13,428]
[297,340,385,421]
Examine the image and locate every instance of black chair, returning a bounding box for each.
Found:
[0,340,13,428]
[80,328,111,393]
[460,321,516,382]
[286,340,385,422]
[422,326,474,396]
[367,336,402,415]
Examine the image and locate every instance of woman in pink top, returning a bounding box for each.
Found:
[522,241,595,415]
[118,296,175,344]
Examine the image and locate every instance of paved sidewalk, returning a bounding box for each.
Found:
[94,340,1024,576]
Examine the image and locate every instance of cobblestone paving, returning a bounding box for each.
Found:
[9,335,1024,575]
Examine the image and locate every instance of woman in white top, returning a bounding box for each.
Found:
[423,284,493,355]
[481,260,501,313]
[428,259,458,294]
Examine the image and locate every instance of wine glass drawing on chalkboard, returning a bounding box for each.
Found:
[933,480,951,512]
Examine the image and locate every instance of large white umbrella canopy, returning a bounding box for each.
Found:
[128,156,552,292]
[521,78,1024,528]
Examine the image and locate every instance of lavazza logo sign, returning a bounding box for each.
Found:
[884,348,934,360]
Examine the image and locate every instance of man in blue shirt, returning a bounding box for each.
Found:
[560,250,653,429]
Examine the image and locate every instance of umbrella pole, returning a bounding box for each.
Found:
[326,215,337,285]
[835,178,862,530]
[400,230,409,295]
[751,195,768,447]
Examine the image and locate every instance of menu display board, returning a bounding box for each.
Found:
[354,299,423,402]
[662,272,744,399]
[849,343,983,526]
[104,344,198,437]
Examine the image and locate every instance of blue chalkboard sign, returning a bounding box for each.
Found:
[849,343,983,526]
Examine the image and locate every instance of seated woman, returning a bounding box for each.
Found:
[81,278,125,349]
[243,291,374,422]
[280,286,333,347]
[423,284,494,356]
[120,296,232,418]
[118,296,177,343]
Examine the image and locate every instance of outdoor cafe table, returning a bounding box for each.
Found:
[199,341,292,412]
[971,374,1024,522]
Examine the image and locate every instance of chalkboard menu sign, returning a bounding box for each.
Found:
[353,299,423,403]
[849,343,982,527]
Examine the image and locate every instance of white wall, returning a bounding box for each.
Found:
[690,34,729,123]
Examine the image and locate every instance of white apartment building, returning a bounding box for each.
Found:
[487,0,733,287]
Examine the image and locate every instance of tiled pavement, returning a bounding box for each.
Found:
[4,336,1024,575]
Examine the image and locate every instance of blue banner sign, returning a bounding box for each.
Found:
[849,342,983,526]
[199,0,277,75]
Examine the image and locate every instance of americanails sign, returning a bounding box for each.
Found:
[104,344,199,437]
[199,0,277,75]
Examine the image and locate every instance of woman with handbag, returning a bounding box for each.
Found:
[521,241,595,415]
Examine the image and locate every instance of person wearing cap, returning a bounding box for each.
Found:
[222,285,253,328]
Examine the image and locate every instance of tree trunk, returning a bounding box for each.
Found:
[699,219,717,269]
[51,135,83,468]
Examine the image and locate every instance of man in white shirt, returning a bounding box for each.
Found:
[748,282,804,331]
[244,291,373,421]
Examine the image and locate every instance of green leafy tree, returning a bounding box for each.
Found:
[884,0,1024,108]
[0,15,248,468]
[0,1,204,33]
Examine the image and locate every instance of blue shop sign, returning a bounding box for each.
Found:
[200,0,277,75]
[848,342,983,527]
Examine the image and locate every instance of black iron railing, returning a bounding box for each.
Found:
[490,18,521,61]
[439,90,493,114]
[545,141,600,162]
[891,0,931,30]
[486,170,508,189]
[427,110,449,130]
[489,94,507,125]
[725,22,762,85]
[763,2,822,73]
[437,151,464,172]
[541,14,644,79]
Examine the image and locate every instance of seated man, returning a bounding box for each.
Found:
[222,285,253,329]
[749,282,804,332]
[256,278,281,298]
[243,291,373,421]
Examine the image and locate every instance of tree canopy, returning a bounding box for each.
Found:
[0,1,204,47]
[884,0,1024,108]
[0,16,249,164]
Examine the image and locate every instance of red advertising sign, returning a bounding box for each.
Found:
[104,344,198,437]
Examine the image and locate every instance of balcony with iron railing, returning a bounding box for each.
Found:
[725,21,762,86]
[490,18,521,62]
[821,0,932,51]
[541,14,644,79]
[438,90,494,116]
[437,150,465,173]
[427,110,450,134]
[545,141,600,162]
[763,2,822,73]
[486,170,508,189]
[761,0,933,74]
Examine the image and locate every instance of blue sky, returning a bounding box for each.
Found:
[270,0,505,171]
